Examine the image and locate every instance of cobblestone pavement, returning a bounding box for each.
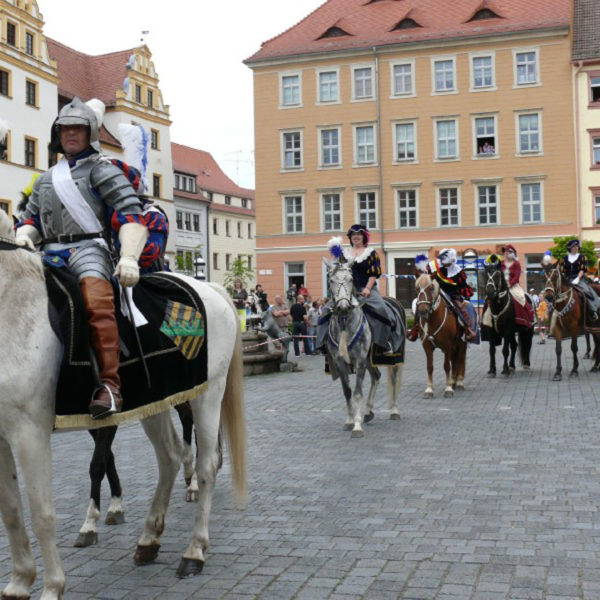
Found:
[3,337,600,599]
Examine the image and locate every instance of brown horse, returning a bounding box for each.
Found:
[543,267,600,380]
[414,273,467,398]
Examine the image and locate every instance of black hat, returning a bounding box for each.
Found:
[346,224,370,245]
[566,239,580,250]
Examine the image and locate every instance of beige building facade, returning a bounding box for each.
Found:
[246,0,576,304]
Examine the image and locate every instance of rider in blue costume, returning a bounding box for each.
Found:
[316,224,401,353]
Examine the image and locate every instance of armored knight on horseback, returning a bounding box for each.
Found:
[408,248,476,341]
[15,97,148,419]
[559,239,600,321]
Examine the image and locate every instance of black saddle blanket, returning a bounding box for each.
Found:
[370,297,405,366]
[45,267,208,429]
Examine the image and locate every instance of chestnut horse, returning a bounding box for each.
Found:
[414,273,467,398]
[543,266,600,379]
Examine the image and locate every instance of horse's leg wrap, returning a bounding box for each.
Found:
[80,277,122,418]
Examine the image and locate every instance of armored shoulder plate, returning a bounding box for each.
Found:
[89,160,142,215]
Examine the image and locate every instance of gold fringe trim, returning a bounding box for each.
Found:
[54,382,208,431]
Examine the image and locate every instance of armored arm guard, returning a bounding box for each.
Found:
[89,161,142,216]
[17,174,44,234]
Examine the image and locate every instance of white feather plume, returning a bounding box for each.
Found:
[327,236,343,250]
[542,253,554,266]
[0,118,8,143]
[117,123,149,191]
[85,98,105,128]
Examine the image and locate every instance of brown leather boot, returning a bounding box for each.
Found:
[407,321,420,342]
[455,300,476,341]
[80,277,123,419]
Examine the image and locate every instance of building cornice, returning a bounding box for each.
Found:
[0,50,58,83]
[246,26,569,69]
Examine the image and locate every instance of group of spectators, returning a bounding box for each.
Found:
[230,280,326,357]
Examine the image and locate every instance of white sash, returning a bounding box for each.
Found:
[52,157,104,238]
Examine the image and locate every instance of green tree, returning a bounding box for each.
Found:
[223,255,255,292]
[549,236,598,268]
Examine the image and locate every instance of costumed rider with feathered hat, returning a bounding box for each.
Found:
[408,248,476,341]
[315,224,402,353]
[15,97,148,419]
[557,239,600,320]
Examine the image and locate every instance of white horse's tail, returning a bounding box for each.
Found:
[339,330,351,364]
[387,364,403,409]
[221,307,247,508]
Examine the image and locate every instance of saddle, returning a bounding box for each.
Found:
[438,290,480,344]
[369,297,405,366]
[45,265,208,429]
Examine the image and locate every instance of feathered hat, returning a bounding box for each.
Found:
[327,236,344,260]
[415,253,428,272]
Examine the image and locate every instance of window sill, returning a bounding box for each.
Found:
[587,103,600,110]
[279,103,303,110]
[316,100,341,106]
[351,96,375,103]
[516,151,543,157]
[439,223,461,228]
[280,168,305,174]
[469,86,497,93]
[393,159,419,165]
[431,89,458,96]
[512,82,542,89]
[473,154,499,160]
[352,162,379,168]
[591,165,600,170]
[25,103,39,109]
[476,222,500,227]
[434,157,460,163]
[389,92,416,99]
[317,164,343,170]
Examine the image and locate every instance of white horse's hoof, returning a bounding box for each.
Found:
[74,531,98,547]
[423,391,434,399]
[105,511,125,525]
[444,389,454,398]
[351,430,364,438]
[390,413,401,421]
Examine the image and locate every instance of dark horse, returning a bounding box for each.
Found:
[483,263,533,376]
[75,403,199,547]
[543,266,600,380]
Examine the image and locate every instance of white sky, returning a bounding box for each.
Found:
[40,0,325,189]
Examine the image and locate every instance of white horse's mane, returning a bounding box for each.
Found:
[0,210,44,281]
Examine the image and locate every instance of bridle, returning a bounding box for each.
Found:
[415,276,446,346]
[544,267,574,319]
[485,268,511,330]
[328,264,357,313]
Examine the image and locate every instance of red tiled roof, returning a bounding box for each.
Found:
[572,0,600,61]
[47,38,133,106]
[171,142,255,201]
[174,189,210,203]
[246,0,571,63]
[210,203,255,217]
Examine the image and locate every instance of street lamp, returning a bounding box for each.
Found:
[194,255,206,281]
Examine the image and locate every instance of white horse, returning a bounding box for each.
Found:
[0,210,246,599]
[325,261,403,438]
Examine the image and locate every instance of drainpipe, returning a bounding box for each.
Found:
[574,60,584,238]
[373,47,387,293]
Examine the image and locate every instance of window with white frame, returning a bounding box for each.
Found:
[477,185,498,225]
[318,70,338,102]
[436,120,457,159]
[176,210,183,229]
[394,122,416,162]
[353,66,373,99]
[592,136,600,165]
[237,221,242,238]
[284,195,303,233]
[358,192,377,229]
[193,214,200,232]
[320,128,340,166]
[184,212,191,231]
[355,125,375,164]
[472,56,493,89]
[281,74,301,106]
[397,189,417,228]
[433,59,455,92]
[248,223,253,238]
[515,51,538,85]
[594,194,600,225]
[225,254,231,271]
[392,62,413,96]
[518,113,540,153]
[521,182,542,223]
[322,193,341,231]
[225,220,231,236]
[282,131,302,169]
[591,76,600,103]
[439,188,459,226]
[475,116,496,156]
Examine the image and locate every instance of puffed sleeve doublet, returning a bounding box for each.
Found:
[351,249,382,289]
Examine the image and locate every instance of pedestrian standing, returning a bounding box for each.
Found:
[291,294,310,356]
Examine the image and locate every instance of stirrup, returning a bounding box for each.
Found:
[89,383,120,420]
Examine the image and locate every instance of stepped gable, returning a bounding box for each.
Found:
[246,0,571,63]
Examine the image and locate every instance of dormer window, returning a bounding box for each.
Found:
[393,18,422,30]
[469,8,500,21]
[317,26,351,40]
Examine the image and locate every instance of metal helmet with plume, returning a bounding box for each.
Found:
[49,97,105,153]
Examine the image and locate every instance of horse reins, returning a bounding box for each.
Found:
[415,279,446,347]
[485,271,511,332]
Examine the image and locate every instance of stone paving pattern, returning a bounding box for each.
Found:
[3,338,600,599]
